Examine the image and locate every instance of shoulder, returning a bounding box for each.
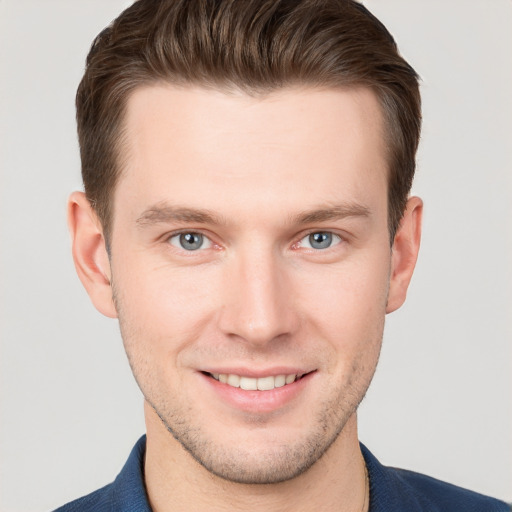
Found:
[52,483,114,512]
[52,435,150,512]
[360,443,510,512]
[390,466,511,512]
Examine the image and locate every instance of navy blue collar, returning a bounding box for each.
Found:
[110,435,151,512]
[106,435,508,512]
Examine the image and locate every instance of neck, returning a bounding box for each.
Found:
[144,403,368,512]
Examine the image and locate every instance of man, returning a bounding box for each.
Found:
[56,0,510,511]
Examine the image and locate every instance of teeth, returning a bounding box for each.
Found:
[240,377,257,390]
[257,376,274,391]
[227,374,240,387]
[211,373,299,390]
[274,375,286,388]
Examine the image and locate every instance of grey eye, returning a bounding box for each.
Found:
[300,232,341,250]
[169,232,211,251]
[309,232,332,249]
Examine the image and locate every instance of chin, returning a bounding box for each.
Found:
[149,390,357,485]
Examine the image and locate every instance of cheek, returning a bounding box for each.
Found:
[112,264,221,398]
[112,240,390,357]
[293,251,390,355]
[298,252,390,318]
[112,258,221,346]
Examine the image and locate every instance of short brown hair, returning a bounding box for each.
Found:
[76,0,421,244]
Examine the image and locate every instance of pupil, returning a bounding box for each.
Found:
[310,232,332,249]
[180,233,202,250]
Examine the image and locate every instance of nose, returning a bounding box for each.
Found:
[218,246,297,346]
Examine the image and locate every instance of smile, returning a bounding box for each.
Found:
[209,373,303,391]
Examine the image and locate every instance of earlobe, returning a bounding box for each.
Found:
[386,196,423,314]
[67,191,118,318]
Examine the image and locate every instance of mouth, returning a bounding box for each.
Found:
[203,371,311,391]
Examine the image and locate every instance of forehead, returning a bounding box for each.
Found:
[116,84,388,221]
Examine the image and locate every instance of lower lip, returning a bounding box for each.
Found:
[200,372,315,413]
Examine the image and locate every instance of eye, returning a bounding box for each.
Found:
[299,232,342,250]
[168,232,212,251]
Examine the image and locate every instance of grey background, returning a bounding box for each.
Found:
[1,1,510,510]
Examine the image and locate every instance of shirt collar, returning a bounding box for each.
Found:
[111,435,424,512]
[111,435,152,512]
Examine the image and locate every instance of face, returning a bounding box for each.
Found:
[105,85,395,483]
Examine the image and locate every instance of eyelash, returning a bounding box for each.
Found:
[167,231,215,252]
[295,231,343,251]
[164,230,344,253]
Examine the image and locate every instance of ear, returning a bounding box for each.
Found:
[67,191,117,318]
[386,196,423,314]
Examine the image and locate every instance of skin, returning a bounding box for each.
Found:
[68,85,422,512]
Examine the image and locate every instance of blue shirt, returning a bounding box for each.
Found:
[54,436,510,511]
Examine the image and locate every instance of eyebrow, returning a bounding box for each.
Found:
[292,203,371,224]
[135,201,371,228]
[136,204,226,227]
